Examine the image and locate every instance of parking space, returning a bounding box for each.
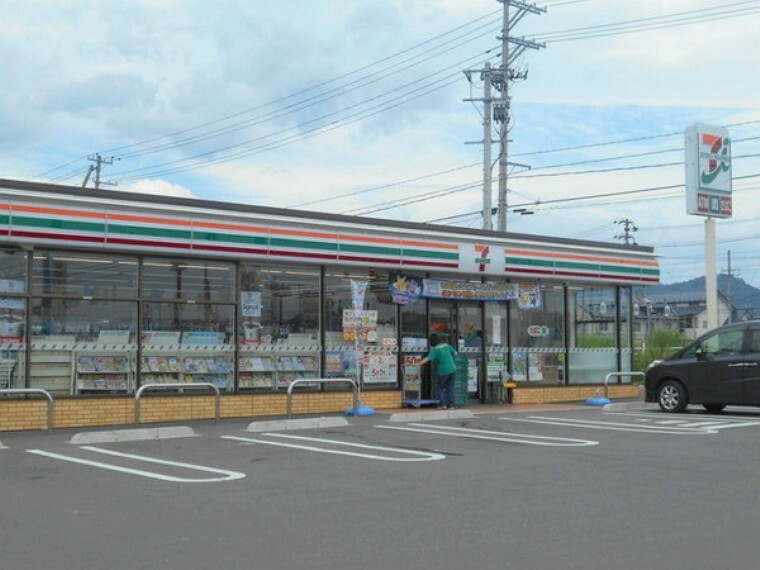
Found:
[4,406,760,569]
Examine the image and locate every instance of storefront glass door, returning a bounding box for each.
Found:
[429,300,483,401]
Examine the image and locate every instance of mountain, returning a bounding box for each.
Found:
[639,275,760,317]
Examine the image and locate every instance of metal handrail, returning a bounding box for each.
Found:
[0,389,55,432]
[134,382,221,426]
[603,371,646,398]
[286,378,357,419]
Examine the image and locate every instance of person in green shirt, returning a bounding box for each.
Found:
[420,333,458,409]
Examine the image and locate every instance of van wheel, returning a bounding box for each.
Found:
[703,404,726,413]
[658,380,688,413]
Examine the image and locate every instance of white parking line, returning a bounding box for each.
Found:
[221,434,446,462]
[604,411,760,431]
[500,416,710,434]
[26,446,246,483]
[501,415,760,434]
[377,423,598,447]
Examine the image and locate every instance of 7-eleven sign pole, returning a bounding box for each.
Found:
[705,218,718,329]
[685,123,732,331]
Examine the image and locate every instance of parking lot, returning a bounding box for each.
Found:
[2,404,759,570]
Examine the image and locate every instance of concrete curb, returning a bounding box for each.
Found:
[387,409,474,422]
[69,426,198,444]
[246,417,349,432]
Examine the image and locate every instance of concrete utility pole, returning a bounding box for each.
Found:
[82,153,117,190]
[465,1,545,232]
[464,63,496,230]
[495,0,545,232]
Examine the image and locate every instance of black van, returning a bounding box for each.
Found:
[645,321,760,413]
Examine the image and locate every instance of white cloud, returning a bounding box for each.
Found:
[124,179,195,199]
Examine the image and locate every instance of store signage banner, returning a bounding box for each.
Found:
[389,272,423,305]
[422,279,517,301]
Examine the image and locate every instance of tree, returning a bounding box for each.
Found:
[634,329,685,371]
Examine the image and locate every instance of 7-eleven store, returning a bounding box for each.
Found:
[0,178,659,431]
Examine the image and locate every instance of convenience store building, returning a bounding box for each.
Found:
[0,178,659,431]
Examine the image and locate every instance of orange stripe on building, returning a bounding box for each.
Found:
[191,220,268,233]
[401,239,458,250]
[106,212,191,226]
[270,227,339,240]
[12,204,105,219]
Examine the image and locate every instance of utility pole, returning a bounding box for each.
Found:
[614,218,638,245]
[495,0,545,232]
[464,63,495,230]
[82,153,118,190]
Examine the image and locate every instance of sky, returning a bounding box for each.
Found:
[2,0,760,287]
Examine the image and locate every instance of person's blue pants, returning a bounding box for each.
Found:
[437,372,456,407]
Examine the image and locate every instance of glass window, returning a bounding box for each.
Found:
[568,286,617,383]
[238,264,320,345]
[142,258,234,302]
[141,302,234,344]
[509,285,565,384]
[619,287,633,374]
[0,249,27,293]
[32,251,138,297]
[31,298,136,341]
[323,268,397,384]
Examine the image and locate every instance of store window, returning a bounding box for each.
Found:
[0,250,27,390]
[324,268,398,387]
[29,251,139,395]
[30,298,137,394]
[568,286,617,383]
[400,296,428,402]
[509,285,565,384]
[485,300,508,398]
[237,264,320,390]
[142,258,233,302]
[619,287,633,375]
[140,257,235,391]
[32,251,137,297]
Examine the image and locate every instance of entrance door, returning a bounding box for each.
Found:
[457,303,483,401]
[429,300,484,402]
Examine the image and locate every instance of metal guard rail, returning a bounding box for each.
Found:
[603,371,646,398]
[134,382,221,426]
[0,388,55,432]
[286,378,357,419]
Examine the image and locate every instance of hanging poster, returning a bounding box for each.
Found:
[240,291,262,317]
[528,352,543,381]
[389,273,423,305]
[517,284,542,309]
[350,278,368,310]
[511,351,527,381]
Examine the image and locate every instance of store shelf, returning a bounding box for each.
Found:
[76,354,133,393]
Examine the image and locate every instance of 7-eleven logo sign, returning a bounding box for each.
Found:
[460,243,502,275]
[474,245,491,272]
